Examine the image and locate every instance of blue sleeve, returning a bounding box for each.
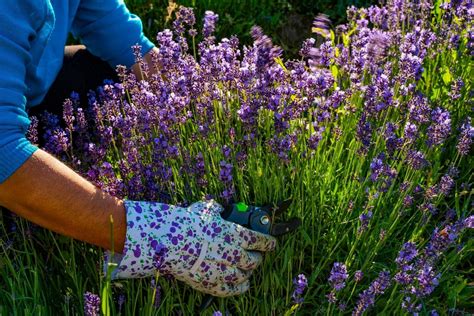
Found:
[71,0,155,68]
[0,1,39,184]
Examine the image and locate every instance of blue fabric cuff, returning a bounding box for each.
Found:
[0,137,38,183]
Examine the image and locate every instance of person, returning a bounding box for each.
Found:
[0,0,276,297]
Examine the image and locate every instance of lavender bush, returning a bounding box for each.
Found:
[1,0,473,314]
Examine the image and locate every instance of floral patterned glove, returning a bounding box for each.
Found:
[104,200,277,297]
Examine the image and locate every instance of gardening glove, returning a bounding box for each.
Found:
[104,200,277,297]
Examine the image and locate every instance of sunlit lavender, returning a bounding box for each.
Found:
[16,0,474,314]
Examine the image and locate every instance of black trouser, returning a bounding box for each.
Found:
[28,45,118,118]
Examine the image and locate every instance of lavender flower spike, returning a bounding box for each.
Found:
[352,271,391,316]
[292,273,308,304]
[328,262,349,291]
[84,292,100,316]
[203,11,219,38]
[456,118,473,156]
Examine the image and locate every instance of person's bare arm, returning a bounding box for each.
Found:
[0,149,126,253]
[131,47,160,80]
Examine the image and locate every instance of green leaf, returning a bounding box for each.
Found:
[301,229,312,245]
[274,57,288,73]
[331,64,339,79]
[442,66,452,85]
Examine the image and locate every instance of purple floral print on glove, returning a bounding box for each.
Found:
[104,200,277,297]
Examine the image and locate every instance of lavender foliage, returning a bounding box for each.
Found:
[27,1,473,313]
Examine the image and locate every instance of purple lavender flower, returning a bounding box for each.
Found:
[427,107,451,147]
[395,217,473,312]
[151,279,162,308]
[358,211,373,233]
[292,273,308,304]
[456,118,473,156]
[299,38,316,58]
[312,14,332,39]
[117,294,126,312]
[63,98,75,131]
[425,222,463,259]
[396,242,418,265]
[76,107,87,133]
[173,6,195,35]
[367,30,392,62]
[438,174,454,195]
[328,262,349,291]
[403,195,414,207]
[84,292,100,316]
[449,78,464,100]
[308,126,325,150]
[384,123,402,155]
[44,128,70,155]
[353,271,391,315]
[408,92,430,124]
[326,291,337,303]
[27,116,39,145]
[219,160,233,183]
[406,150,428,170]
[415,262,440,297]
[203,11,218,39]
[222,145,231,159]
[308,41,334,68]
[355,270,363,282]
[464,216,474,229]
[213,312,223,316]
[369,155,385,182]
[356,114,372,153]
[249,26,282,71]
[338,302,347,311]
[401,296,421,314]
[403,122,418,143]
[219,160,234,201]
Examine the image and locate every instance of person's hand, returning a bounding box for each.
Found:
[104,200,277,297]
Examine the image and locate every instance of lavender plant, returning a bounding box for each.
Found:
[1,0,472,314]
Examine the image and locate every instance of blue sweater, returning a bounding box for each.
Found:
[0,0,154,183]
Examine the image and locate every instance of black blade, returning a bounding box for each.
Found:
[270,199,293,216]
[270,217,302,236]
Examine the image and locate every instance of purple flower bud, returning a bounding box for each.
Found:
[396,242,418,265]
[438,174,454,195]
[353,271,391,315]
[427,107,451,147]
[27,116,39,145]
[292,273,308,304]
[457,118,473,156]
[84,292,100,316]
[358,211,373,233]
[326,291,337,303]
[312,14,332,39]
[203,11,219,38]
[406,150,428,170]
[328,262,348,291]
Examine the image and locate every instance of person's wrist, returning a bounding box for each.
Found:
[105,200,165,279]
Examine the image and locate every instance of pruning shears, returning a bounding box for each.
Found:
[199,199,302,312]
